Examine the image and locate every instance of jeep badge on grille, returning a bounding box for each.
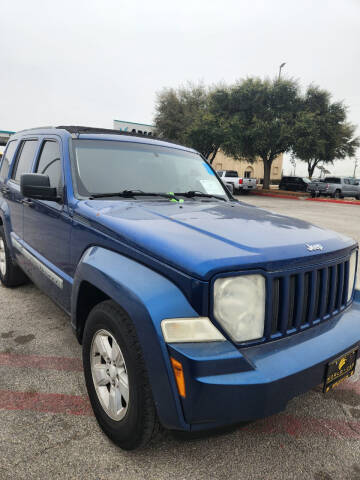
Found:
[306,243,324,251]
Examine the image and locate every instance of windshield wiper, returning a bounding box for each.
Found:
[89,190,179,200]
[174,191,227,201]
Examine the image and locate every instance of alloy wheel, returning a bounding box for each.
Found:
[0,239,6,276]
[90,329,129,421]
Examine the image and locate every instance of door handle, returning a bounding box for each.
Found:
[21,199,34,207]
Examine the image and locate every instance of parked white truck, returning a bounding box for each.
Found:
[217,170,257,194]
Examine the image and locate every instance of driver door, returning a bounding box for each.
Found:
[23,138,71,310]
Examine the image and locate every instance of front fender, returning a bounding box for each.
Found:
[72,246,199,430]
[0,199,13,248]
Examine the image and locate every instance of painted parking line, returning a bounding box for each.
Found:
[0,389,359,438]
[0,352,359,437]
[0,390,93,416]
[336,380,360,396]
[245,413,360,439]
[2,353,359,395]
[0,353,83,372]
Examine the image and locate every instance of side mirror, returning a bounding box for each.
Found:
[20,173,58,201]
[225,182,234,194]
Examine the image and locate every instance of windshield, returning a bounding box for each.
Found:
[72,139,229,199]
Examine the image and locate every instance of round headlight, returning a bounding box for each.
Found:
[348,250,358,302]
[213,274,265,342]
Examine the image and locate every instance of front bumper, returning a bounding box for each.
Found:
[168,293,360,431]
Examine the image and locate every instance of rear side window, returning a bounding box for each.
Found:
[325,177,341,184]
[0,141,17,181]
[11,140,38,182]
[36,141,62,190]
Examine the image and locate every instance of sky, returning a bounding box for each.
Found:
[1,0,359,176]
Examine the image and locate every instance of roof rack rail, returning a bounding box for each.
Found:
[56,125,184,147]
[10,125,189,150]
[15,126,54,134]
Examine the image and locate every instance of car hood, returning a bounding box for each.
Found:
[76,199,355,280]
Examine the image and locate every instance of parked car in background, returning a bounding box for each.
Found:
[322,177,360,199]
[279,176,311,192]
[217,170,257,193]
[307,179,328,197]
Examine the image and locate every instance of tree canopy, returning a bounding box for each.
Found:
[211,78,301,188]
[291,86,359,178]
[154,84,224,163]
[154,79,359,188]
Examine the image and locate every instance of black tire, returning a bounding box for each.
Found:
[82,300,160,450]
[0,226,27,287]
[332,189,341,199]
[356,195,360,201]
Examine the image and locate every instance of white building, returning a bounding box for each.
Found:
[113,120,155,136]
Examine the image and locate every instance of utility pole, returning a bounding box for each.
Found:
[278,62,286,80]
[353,157,359,177]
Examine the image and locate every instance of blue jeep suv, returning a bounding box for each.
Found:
[0,126,359,450]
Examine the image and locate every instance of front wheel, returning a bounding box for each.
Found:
[82,300,160,450]
[0,226,27,287]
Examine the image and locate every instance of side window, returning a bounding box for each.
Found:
[0,141,18,181]
[344,179,350,185]
[11,140,38,183]
[325,178,340,184]
[36,141,62,191]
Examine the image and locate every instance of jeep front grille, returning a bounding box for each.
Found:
[265,258,350,338]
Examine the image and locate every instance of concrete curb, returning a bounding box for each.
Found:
[306,197,360,205]
[251,191,360,205]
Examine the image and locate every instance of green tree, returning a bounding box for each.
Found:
[214,78,301,189]
[292,86,359,178]
[154,84,224,163]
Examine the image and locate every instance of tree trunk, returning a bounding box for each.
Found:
[307,160,318,179]
[262,158,273,190]
[207,147,218,164]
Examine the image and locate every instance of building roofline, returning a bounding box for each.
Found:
[113,119,154,128]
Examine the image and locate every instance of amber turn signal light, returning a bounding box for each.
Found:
[170,357,186,398]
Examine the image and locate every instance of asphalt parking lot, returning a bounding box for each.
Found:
[1,197,360,480]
